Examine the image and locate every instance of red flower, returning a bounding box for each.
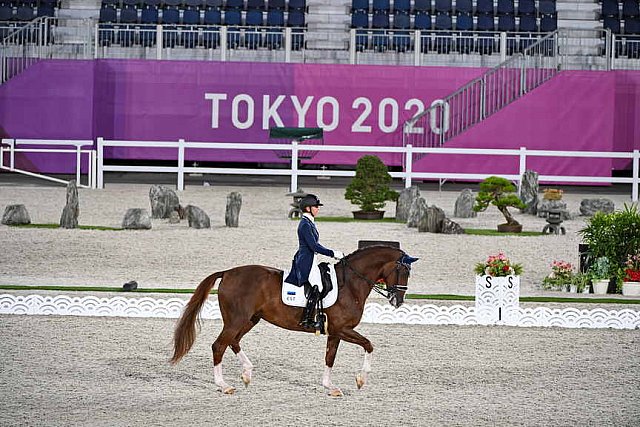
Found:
[624,269,640,282]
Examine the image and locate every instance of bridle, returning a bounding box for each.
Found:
[339,256,411,303]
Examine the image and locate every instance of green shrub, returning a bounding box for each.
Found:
[344,155,398,212]
[473,176,526,226]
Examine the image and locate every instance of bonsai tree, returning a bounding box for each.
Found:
[345,155,398,213]
[473,176,526,229]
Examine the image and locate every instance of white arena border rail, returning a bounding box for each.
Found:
[1,294,639,330]
[96,138,640,202]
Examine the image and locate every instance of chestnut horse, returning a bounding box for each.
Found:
[170,245,418,396]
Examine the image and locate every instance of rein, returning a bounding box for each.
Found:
[339,256,410,301]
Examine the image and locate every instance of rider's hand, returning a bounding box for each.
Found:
[333,250,345,260]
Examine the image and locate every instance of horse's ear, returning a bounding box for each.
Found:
[401,255,419,264]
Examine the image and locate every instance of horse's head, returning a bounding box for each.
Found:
[378,253,419,308]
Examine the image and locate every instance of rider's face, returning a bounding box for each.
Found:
[310,206,320,216]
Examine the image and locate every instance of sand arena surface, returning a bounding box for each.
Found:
[0,314,639,426]
[0,181,636,296]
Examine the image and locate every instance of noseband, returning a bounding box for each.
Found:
[340,256,411,302]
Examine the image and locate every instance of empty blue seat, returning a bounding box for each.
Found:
[224,8,241,24]
[225,9,241,48]
[246,0,265,10]
[475,0,493,15]
[518,14,537,32]
[456,14,473,52]
[15,5,34,21]
[183,7,199,24]
[603,15,621,33]
[414,12,431,29]
[161,7,179,24]
[246,9,263,25]
[99,5,117,22]
[517,0,535,16]
[413,0,431,13]
[476,14,494,31]
[268,0,285,10]
[288,0,306,11]
[120,5,138,23]
[497,0,514,15]
[623,0,639,18]
[225,0,243,10]
[182,6,200,47]
[372,0,390,13]
[184,0,203,7]
[394,0,410,13]
[434,12,451,29]
[456,13,472,30]
[245,9,263,49]
[161,7,180,47]
[0,4,13,21]
[204,7,222,24]
[601,0,619,17]
[498,14,515,31]
[266,9,283,47]
[205,0,223,8]
[434,0,452,14]
[37,4,55,17]
[372,10,389,28]
[539,14,557,32]
[626,17,640,34]
[140,6,158,46]
[433,13,451,53]
[352,0,369,12]
[538,0,556,16]
[393,11,410,28]
[266,9,284,25]
[455,0,472,16]
[351,9,368,28]
[141,5,158,23]
[288,9,304,26]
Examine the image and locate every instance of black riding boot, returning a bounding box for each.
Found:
[300,285,319,329]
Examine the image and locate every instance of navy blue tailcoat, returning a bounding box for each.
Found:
[285,215,335,286]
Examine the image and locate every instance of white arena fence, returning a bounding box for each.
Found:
[1,138,639,201]
[1,294,639,330]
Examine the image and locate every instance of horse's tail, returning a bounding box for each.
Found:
[170,270,224,365]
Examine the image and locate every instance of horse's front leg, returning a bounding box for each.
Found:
[336,329,374,390]
[323,336,343,397]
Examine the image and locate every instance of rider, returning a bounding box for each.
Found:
[285,194,344,329]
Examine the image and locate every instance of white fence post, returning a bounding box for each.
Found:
[633,149,639,202]
[97,137,104,189]
[518,146,527,192]
[414,30,421,66]
[9,139,15,170]
[405,144,413,188]
[75,145,81,185]
[177,139,185,191]
[285,27,292,63]
[156,25,162,60]
[291,140,298,193]
[349,29,356,64]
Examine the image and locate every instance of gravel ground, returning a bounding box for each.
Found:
[0,315,638,426]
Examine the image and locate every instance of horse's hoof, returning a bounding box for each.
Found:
[355,373,366,390]
[222,386,236,395]
[241,370,252,387]
[327,388,343,398]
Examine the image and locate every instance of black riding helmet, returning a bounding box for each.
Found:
[299,194,323,211]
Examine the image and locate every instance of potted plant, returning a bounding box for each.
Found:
[622,250,640,296]
[344,155,398,220]
[474,252,523,278]
[473,176,526,233]
[588,256,611,295]
[474,252,523,325]
[541,260,574,292]
[579,204,640,292]
[572,271,591,294]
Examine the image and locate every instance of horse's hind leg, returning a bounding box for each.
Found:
[323,336,344,397]
[212,326,242,394]
[231,318,259,387]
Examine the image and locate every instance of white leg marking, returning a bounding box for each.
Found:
[322,366,343,397]
[213,363,235,394]
[356,352,372,390]
[237,350,253,386]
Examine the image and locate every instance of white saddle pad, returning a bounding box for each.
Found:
[282,262,339,308]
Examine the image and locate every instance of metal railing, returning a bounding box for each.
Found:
[402,30,561,154]
[94,138,640,201]
[95,23,306,62]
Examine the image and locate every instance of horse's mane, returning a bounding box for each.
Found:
[343,245,405,261]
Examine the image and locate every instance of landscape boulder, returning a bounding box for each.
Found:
[59,180,79,229]
[225,192,242,227]
[185,205,210,229]
[122,208,152,229]
[1,204,31,225]
[519,170,539,215]
[149,185,180,219]
[407,197,427,228]
[396,186,420,222]
[580,198,615,216]
[453,189,477,218]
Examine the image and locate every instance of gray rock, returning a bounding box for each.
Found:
[442,218,465,234]
[122,208,152,229]
[519,170,539,215]
[225,192,242,227]
[580,198,615,216]
[59,180,79,229]
[407,197,427,228]
[453,189,477,218]
[168,211,180,224]
[185,205,210,229]
[396,186,420,222]
[149,185,180,219]
[418,205,446,233]
[2,204,31,225]
[537,200,571,220]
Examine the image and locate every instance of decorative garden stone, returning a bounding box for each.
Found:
[225,192,242,227]
[185,205,210,229]
[418,205,446,233]
[59,180,79,229]
[519,170,539,215]
[122,208,152,229]
[396,186,420,222]
[580,198,615,216]
[168,211,180,224]
[407,197,427,228]
[537,199,571,220]
[149,185,180,219]
[453,189,476,218]
[441,218,465,234]
[1,204,31,225]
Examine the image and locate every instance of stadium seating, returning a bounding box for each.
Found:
[413,0,431,14]
[455,0,472,16]
[246,0,265,11]
[351,0,369,13]
[497,0,514,16]
[622,0,639,19]
[393,0,410,14]
[268,0,285,10]
[475,0,494,16]
[434,0,452,15]
[266,9,284,48]
[245,8,263,49]
[225,0,243,11]
[140,5,158,47]
[517,0,535,16]
[601,0,620,18]
[288,0,305,11]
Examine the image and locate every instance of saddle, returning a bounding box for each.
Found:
[281,262,338,308]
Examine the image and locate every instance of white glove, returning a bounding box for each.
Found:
[333,250,345,260]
